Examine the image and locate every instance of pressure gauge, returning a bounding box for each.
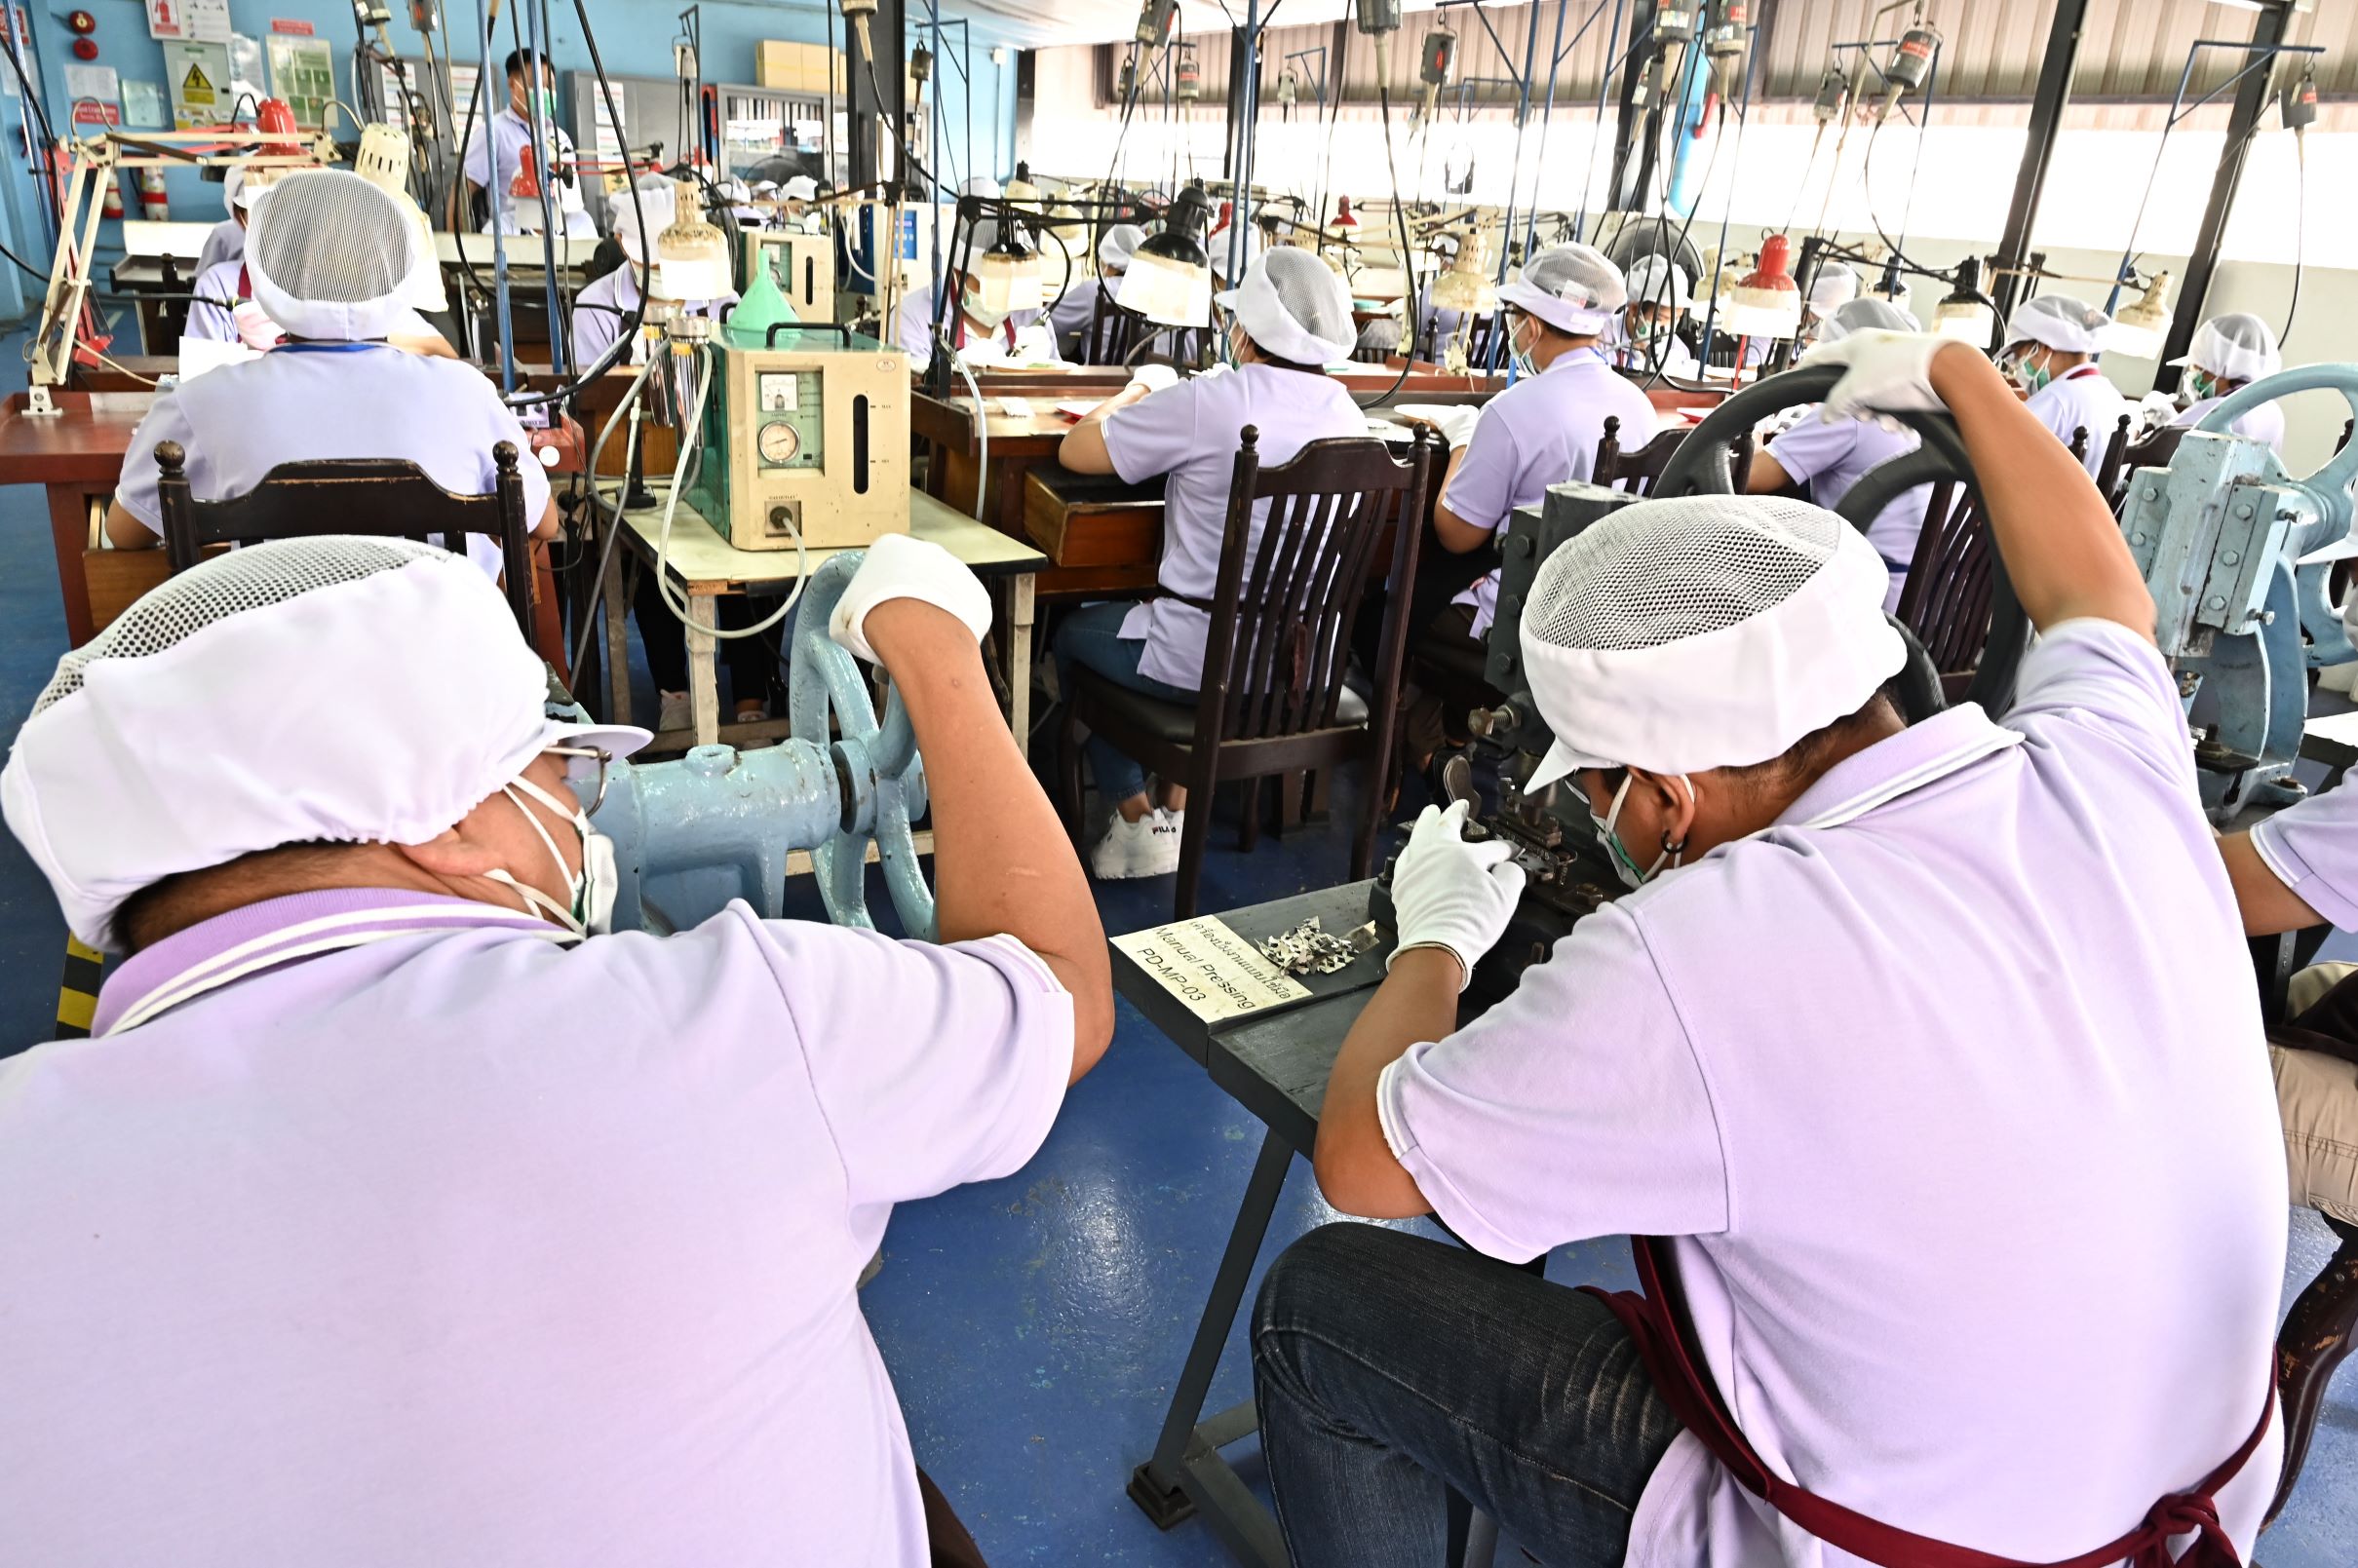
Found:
[757,422,801,465]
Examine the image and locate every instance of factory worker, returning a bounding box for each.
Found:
[183,179,453,358]
[1040,224,1101,358]
[0,532,1113,1567]
[1797,257,1857,345]
[458,49,596,238]
[894,218,1062,367]
[780,172,821,230]
[2219,782,2358,1234]
[2002,293,2128,480]
[1392,246,1656,777]
[192,163,256,276]
[720,176,763,228]
[1069,221,1146,363]
[1257,328,2284,1568]
[1607,253,1699,378]
[2171,311,2287,452]
[1055,247,1362,878]
[106,172,558,583]
[1745,296,1935,611]
[570,184,737,371]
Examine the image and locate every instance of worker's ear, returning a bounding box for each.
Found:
[392,824,509,880]
[1627,768,1698,851]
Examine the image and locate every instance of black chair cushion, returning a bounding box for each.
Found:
[1079,667,1367,744]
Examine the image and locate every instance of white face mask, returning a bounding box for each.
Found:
[1588,772,1690,890]
[1510,318,1539,379]
[483,774,617,937]
[962,290,1010,332]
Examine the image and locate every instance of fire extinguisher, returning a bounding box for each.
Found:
[100,175,123,219]
[137,168,169,220]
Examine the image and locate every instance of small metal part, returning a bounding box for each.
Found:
[1257,917,1373,976]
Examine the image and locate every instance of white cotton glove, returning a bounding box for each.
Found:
[828,532,993,663]
[1385,801,1527,992]
[1798,328,1950,430]
[1430,405,1482,450]
[1128,363,1180,394]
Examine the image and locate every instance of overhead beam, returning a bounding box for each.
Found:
[2154,1,2291,391]
[1990,0,2089,324]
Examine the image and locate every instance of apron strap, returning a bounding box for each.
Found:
[1581,1239,2271,1568]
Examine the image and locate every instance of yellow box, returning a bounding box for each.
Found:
[754,40,796,91]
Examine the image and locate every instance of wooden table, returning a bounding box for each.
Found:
[608,486,1046,751]
[0,390,161,646]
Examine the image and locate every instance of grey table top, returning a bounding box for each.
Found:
[1110,882,1392,1159]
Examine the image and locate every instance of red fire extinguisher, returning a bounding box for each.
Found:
[137,168,169,221]
[100,174,123,219]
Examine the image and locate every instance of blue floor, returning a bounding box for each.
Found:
[0,342,2346,1564]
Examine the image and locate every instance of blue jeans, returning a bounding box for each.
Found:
[1053,599,1195,806]
[1253,1223,1682,1568]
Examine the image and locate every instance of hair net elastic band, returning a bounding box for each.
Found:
[1496,280,1613,336]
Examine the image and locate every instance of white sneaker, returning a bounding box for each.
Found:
[658,690,692,733]
[1091,809,1183,879]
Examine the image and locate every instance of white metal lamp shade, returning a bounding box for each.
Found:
[2107,271,2175,360]
[1429,230,1495,314]
[1932,298,1996,343]
[1118,235,1212,326]
[973,245,1046,316]
[654,178,732,301]
[1726,234,1800,339]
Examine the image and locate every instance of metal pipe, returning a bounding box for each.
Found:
[1990,0,2088,325]
[2156,1,2292,391]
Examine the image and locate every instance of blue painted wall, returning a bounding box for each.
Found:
[0,0,1023,325]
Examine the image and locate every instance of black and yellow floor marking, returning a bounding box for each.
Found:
[55,937,102,1039]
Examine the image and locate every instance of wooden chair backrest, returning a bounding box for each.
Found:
[2093,413,2134,497]
[1198,427,1437,746]
[152,438,536,636]
[1894,480,1997,695]
[1594,417,1688,495]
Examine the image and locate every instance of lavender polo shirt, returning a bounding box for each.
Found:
[2025,363,2129,480]
[1102,362,1364,689]
[1765,410,1934,612]
[112,343,551,584]
[2252,772,2358,930]
[0,889,1073,1568]
[1379,620,2285,1566]
[1445,348,1657,637]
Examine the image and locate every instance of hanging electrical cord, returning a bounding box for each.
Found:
[1357,75,1418,411]
[650,344,809,638]
[565,349,663,681]
[1639,105,1737,394]
[2283,124,2306,346]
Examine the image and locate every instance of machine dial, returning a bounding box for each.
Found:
[757,421,801,465]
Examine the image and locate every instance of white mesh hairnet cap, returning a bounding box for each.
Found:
[221,164,255,213]
[2006,294,2110,355]
[0,537,649,952]
[1518,496,1905,784]
[1495,244,1625,335]
[1210,226,1262,283]
[608,183,677,264]
[1100,223,1145,272]
[245,171,427,341]
[2172,311,2283,383]
[1625,254,1693,311]
[960,175,1001,199]
[783,174,818,202]
[1818,296,1919,345]
[1806,261,1858,315]
[1214,246,1356,364]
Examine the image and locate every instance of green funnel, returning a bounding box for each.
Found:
[727,259,799,346]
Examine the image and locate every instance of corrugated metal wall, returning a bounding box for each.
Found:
[1063,0,2356,112]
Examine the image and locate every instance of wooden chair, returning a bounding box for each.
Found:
[2092,413,2134,498]
[1598,416,1756,497]
[1059,427,1437,918]
[2272,1215,2358,1525]
[2068,425,2090,468]
[1892,479,2001,703]
[2108,424,2187,514]
[154,438,537,638]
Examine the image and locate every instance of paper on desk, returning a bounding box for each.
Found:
[1113,916,1310,1023]
[178,337,260,379]
[1056,399,1106,421]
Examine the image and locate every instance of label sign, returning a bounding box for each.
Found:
[269,17,312,34]
[1112,917,1310,1024]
